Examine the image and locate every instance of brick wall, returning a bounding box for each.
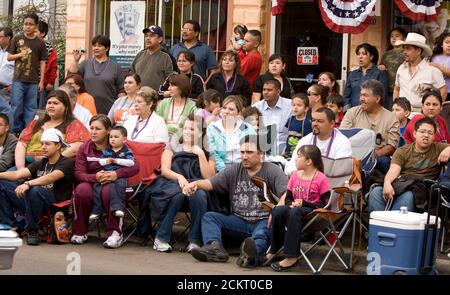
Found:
[231,0,268,72]
[64,0,91,73]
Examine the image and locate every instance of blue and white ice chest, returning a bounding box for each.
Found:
[367,208,440,275]
[0,230,22,269]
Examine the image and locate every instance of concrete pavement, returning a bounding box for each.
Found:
[2,234,450,275]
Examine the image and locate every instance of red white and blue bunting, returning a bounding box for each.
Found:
[271,0,287,16]
[394,0,443,22]
[318,0,377,34]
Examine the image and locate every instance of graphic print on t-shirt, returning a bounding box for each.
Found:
[36,164,55,191]
[15,38,33,78]
[232,180,265,221]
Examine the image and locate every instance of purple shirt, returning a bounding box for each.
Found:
[431,54,450,92]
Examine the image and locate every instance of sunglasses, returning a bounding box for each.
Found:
[307,91,319,96]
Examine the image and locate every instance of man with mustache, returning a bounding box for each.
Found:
[341,79,400,174]
[393,32,447,112]
[285,107,352,176]
[368,117,450,213]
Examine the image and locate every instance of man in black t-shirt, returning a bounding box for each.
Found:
[0,128,73,245]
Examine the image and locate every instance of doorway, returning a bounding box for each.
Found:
[270,0,348,93]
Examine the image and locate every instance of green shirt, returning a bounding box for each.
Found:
[156,97,197,150]
[380,47,405,93]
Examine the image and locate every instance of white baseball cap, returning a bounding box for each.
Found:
[40,128,70,148]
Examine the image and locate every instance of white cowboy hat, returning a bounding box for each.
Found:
[395,32,432,57]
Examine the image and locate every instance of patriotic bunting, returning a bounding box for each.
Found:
[394,0,443,22]
[318,0,377,34]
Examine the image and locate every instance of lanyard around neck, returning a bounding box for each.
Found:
[313,129,336,157]
[131,113,152,140]
[170,98,187,124]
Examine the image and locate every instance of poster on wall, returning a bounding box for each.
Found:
[297,47,319,65]
[110,1,146,69]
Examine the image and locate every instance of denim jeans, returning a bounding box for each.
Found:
[368,186,415,213]
[0,179,55,232]
[376,156,391,175]
[156,189,208,244]
[38,89,48,110]
[92,178,127,214]
[0,90,11,124]
[201,212,271,259]
[11,81,37,133]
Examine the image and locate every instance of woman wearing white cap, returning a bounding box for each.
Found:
[0,128,74,245]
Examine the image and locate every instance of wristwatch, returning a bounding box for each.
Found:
[24,181,32,187]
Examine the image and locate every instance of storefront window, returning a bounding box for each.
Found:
[274,0,343,92]
[94,0,227,60]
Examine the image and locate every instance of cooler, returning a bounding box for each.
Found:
[0,230,22,269]
[367,208,440,275]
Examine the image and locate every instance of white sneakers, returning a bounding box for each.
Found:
[113,210,124,217]
[89,214,99,223]
[186,242,201,253]
[71,234,88,244]
[103,230,123,248]
[153,237,172,252]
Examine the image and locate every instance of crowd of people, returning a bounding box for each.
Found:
[0,13,450,272]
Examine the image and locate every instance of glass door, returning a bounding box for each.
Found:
[271,0,347,93]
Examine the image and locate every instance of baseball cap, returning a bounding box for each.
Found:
[142,25,163,37]
[40,128,70,148]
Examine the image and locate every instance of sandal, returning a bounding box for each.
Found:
[271,260,299,272]
[262,253,277,267]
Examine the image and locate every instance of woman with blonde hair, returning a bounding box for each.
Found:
[207,95,255,171]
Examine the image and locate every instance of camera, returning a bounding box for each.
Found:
[79,48,86,53]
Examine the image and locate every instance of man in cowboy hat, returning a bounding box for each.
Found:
[393,32,446,112]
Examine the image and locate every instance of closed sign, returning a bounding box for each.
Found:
[297,47,319,65]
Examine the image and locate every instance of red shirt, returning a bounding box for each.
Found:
[404,114,450,144]
[334,112,345,128]
[241,50,262,90]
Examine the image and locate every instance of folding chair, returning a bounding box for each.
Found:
[121,141,165,245]
[296,156,356,273]
[252,157,355,273]
[339,128,377,256]
[426,180,450,254]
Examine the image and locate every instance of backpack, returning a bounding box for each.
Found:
[47,211,71,244]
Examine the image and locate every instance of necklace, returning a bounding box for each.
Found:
[297,169,318,202]
[131,112,152,140]
[43,161,55,175]
[170,98,187,124]
[223,72,237,94]
[91,58,110,76]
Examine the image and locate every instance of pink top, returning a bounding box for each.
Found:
[287,170,330,205]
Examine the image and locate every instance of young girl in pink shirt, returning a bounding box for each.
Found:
[269,144,330,272]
